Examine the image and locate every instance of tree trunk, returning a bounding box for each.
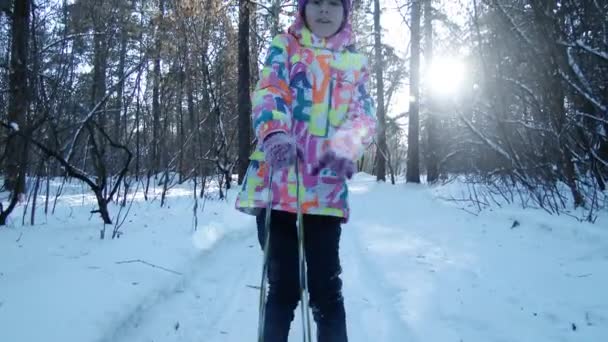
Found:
[178,68,185,182]
[91,5,108,130]
[44,165,50,215]
[271,0,281,37]
[249,1,260,89]
[551,82,584,207]
[237,0,252,185]
[152,0,165,175]
[4,0,30,195]
[530,2,585,207]
[424,0,439,184]
[90,1,109,199]
[373,0,387,182]
[115,8,128,146]
[406,0,421,183]
[186,51,197,181]
[30,169,41,225]
[135,0,145,181]
[1,0,30,226]
[94,190,112,225]
[135,76,141,179]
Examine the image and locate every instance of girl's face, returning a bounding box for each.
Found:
[305,0,344,38]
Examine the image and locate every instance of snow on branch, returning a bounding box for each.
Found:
[559,69,608,115]
[500,119,556,135]
[575,111,608,126]
[575,40,608,61]
[567,47,597,98]
[591,148,608,168]
[501,76,543,111]
[493,0,538,51]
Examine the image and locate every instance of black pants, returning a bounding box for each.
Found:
[257,209,348,342]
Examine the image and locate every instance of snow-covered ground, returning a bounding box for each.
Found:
[1,173,606,342]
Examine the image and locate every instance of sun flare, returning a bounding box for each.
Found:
[427,57,466,96]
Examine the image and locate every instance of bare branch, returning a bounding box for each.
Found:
[459,114,513,163]
[558,69,608,114]
[67,60,146,162]
[575,40,608,61]
[575,111,608,126]
[492,0,538,52]
[500,119,557,135]
[41,32,105,54]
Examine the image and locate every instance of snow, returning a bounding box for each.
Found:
[9,122,19,131]
[1,174,607,342]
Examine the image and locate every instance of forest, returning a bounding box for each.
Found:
[1,0,606,227]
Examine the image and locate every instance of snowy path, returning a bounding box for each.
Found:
[102,219,414,341]
[1,174,607,342]
[102,234,261,342]
[94,175,608,342]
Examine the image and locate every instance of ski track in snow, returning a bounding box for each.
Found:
[104,225,413,341]
[342,223,417,341]
[100,234,261,342]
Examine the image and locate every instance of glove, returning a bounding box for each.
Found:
[262,133,298,169]
[311,150,356,180]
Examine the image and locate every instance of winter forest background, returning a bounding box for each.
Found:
[1,0,607,228]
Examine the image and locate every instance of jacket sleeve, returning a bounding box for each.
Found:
[251,34,293,143]
[330,64,377,160]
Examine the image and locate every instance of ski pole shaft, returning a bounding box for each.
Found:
[258,168,273,342]
[295,158,313,342]
[257,159,312,342]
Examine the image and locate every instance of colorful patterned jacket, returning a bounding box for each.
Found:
[235,14,377,223]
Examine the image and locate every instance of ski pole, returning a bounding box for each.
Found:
[295,157,313,342]
[257,159,313,342]
[258,167,273,342]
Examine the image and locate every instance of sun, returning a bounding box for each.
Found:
[426,57,466,96]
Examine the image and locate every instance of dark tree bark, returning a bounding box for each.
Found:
[529,1,585,207]
[115,4,129,146]
[1,0,31,226]
[424,0,439,184]
[4,0,30,194]
[406,0,421,183]
[237,0,252,185]
[152,0,165,175]
[374,0,387,182]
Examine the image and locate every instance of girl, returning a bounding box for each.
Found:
[236,0,376,340]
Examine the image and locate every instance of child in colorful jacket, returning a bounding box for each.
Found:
[235,0,376,340]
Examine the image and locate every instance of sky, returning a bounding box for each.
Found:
[380,0,471,118]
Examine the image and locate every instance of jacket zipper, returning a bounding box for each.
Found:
[326,78,334,137]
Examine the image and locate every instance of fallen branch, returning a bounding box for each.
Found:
[115,259,182,275]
